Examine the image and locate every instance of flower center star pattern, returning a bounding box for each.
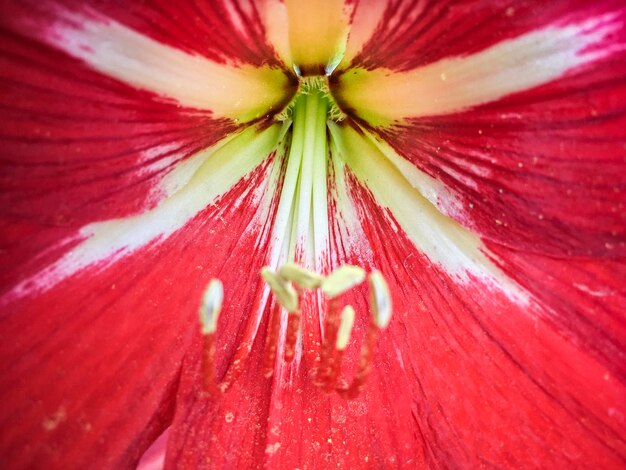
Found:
[1,1,625,469]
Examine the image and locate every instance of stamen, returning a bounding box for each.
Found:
[199,278,223,334]
[279,263,324,289]
[262,267,302,366]
[198,278,251,394]
[263,301,283,377]
[326,305,355,391]
[321,265,366,298]
[336,305,355,350]
[199,266,392,399]
[368,270,392,328]
[202,334,219,395]
[315,297,343,389]
[336,271,393,399]
[283,311,301,362]
[261,267,299,312]
[337,324,378,400]
[199,279,223,395]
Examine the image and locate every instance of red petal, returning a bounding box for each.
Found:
[0,160,277,468]
[0,26,235,292]
[163,163,421,469]
[347,174,626,468]
[486,244,626,378]
[0,2,289,465]
[347,0,625,71]
[377,63,626,257]
[1,0,283,68]
[326,119,626,466]
[333,3,626,404]
[341,4,626,257]
[0,9,285,456]
[163,153,626,467]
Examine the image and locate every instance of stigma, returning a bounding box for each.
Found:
[199,264,392,399]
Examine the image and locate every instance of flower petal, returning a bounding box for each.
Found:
[334,5,626,258]
[330,123,522,296]
[344,0,625,71]
[2,1,294,121]
[163,126,626,467]
[4,123,284,303]
[0,150,280,467]
[0,14,285,456]
[333,117,625,366]
[0,27,234,292]
[337,11,622,124]
[349,184,626,468]
[329,125,626,467]
[162,141,421,469]
[281,0,352,74]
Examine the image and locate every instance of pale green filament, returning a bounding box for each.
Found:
[269,81,332,270]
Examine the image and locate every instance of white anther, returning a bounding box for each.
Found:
[368,270,392,328]
[261,267,299,312]
[321,265,366,298]
[199,278,223,334]
[278,263,324,289]
[336,305,355,350]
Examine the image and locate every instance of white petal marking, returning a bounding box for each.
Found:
[44,11,289,120]
[362,133,466,219]
[340,14,623,122]
[156,132,243,200]
[330,124,528,302]
[5,125,283,302]
[328,148,374,267]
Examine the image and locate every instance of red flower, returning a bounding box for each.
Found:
[1,1,625,468]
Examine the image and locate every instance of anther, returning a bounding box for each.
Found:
[278,263,324,289]
[321,265,366,298]
[261,267,299,312]
[336,305,355,350]
[336,271,393,399]
[199,278,223,334]
[204,265,393,400]
[316,305,355,391]
[368,270,392,328]
[199,279,223,395]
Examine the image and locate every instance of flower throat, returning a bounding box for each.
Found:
[197,76,392,399]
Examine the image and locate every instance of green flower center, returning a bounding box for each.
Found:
[276,75,346,122]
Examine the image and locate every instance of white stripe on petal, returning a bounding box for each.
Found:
[361,132,466,219]
[331,123,527,302]
[339,14,623,123]
[5,125,283,302]
[44,11,290,121]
